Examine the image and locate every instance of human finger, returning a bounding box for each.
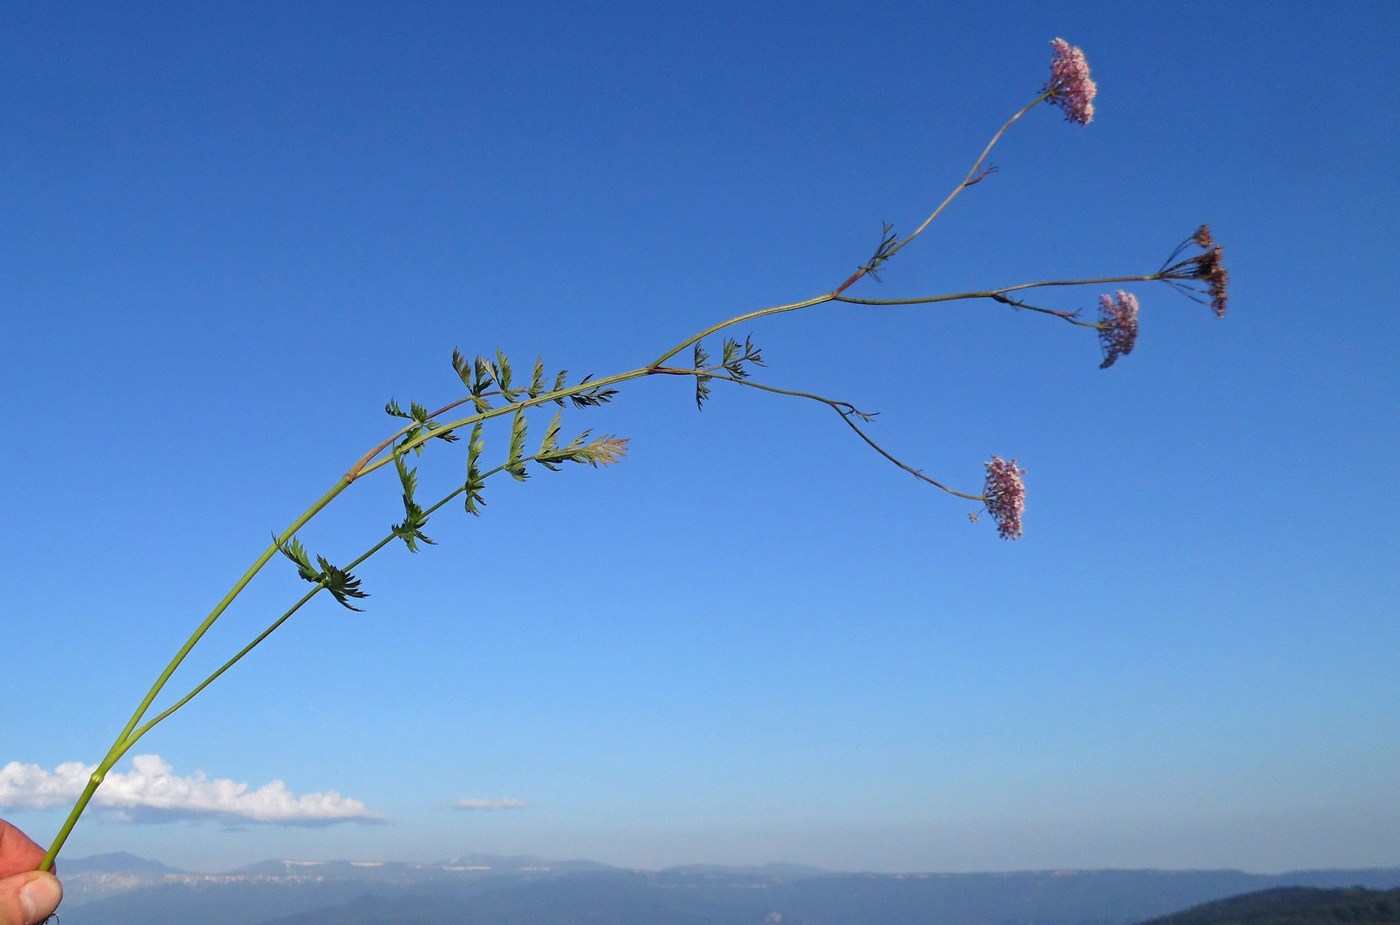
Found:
[0,871,62,925]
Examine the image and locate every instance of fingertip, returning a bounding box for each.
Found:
[19,873,62,925]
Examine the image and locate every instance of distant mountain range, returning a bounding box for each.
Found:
[54,852,1400,925]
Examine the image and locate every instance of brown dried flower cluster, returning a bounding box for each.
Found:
[1162,225,1229,318]
[1199,244,1229,319]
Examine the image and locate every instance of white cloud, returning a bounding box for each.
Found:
[454,797,528,811]
[0,755,381,826]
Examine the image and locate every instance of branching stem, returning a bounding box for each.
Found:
[716,377,983,502]
[40,80,1166,872]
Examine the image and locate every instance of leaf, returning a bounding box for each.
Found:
[573,434,628,467]
[385,399,411,419]
[721,337,740,366]
[275,534,320,584]
[451,348,473,388]
[391,446,434,551]
[540,409,563,455]
[743,335,765,367]
[536,411,568,471]
[392,500,435,553]
[536,430,629,469]
[720,335,764,379]
[495,349,514,395]
[316,555,369,611]
[863,221,898,280]
[569,374,618,408]
[278,537,369,609]
[423,419,460,443]
[695,374,712,410]
[474,356,493,394]
[398,424,427,457]
[528,356,546,398]
[507,407,529,481]
[464,422,487,515]
[394,453,419,505]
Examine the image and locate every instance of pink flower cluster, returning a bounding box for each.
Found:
[1097,290,1140,369]
[1046,38,1097,125]
[983,456,1026,541]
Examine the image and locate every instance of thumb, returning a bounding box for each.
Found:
[0,871,62,925]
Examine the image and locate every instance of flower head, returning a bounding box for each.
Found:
[1199,245,1229,319]
[1160,225,1229,318]
[1045,38,1097,125]
[1097,290,1140,369]
[983,456,1026,541]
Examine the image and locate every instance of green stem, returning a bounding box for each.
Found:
[718,377,983,502]
[40,477,352,870]
[43,261,1135,869]
[648,295,835,370]
[112,484,486,758]
[39,259,1158,871]
[345,389,512,481]
[39,450,557,870]
[356,92,1131,478]
[375,292,836,469]
[833,273,1161,309]
[884,93,1050,263]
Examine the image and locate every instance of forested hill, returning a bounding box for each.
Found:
[1138,886,1400,925]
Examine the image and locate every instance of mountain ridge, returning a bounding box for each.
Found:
[53,852,1400,925]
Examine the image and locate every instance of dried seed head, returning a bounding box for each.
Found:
[1160,227,1230,318]
[1200,245,1229,319]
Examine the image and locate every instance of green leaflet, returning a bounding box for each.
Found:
[568,374,618,408]
[692,335,764,408]
[506,407,529,481]
[276,535,369,611]
[528,355,546,398]
[391,453,434,552]
[464,421,486,515]
[316,555,369,611]
[275,534,319,583]
[694,343,712,409]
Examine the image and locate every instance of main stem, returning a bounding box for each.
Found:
[38,89,1096,869]
[40,478,352,870]
[887,93,1049,261]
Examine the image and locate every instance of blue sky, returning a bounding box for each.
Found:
[1,2,1397,874]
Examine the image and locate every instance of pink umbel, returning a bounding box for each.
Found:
[1046,38,1097,126]
[983,456,1027,541]
[1097,290,1140,369]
